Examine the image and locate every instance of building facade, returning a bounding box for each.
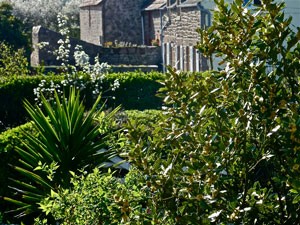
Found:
[79,0,299,72]
[80,0,148,46]
[80,0,208,72]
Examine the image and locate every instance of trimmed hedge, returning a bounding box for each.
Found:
[0,71,164,131]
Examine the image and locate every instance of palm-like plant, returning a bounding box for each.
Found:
[4,88,119,218]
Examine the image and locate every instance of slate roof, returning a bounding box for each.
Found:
[80,0,104,7]
[179,0,201,7]
[143,0,166,11]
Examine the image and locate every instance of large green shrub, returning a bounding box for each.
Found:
[0,71,163,131]
[37,168,150,225]
[0,75,62,131]
[119,0,300,224]
[105,72,164,110]
[4,88,119,222]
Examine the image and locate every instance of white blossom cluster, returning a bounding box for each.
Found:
[34,80,61,106]
[74,45,90,73]
[34,14,119,104]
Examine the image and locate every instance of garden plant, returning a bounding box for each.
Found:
[4,88,119,222]
[40,0,300,224]
[1,0,300,224]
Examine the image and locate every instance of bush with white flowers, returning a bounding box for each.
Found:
[34,14,119,104]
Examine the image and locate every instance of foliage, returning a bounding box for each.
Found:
[119,0,300,224]
[32,13,113,104]
[10,0,299,224]
[0,121,35,158]
[0,42,29,77]
[4,87,119,220]
[37,168,151,225]
[1,0,80,38]
[0,122,36,220]
[0,72,163,131]
[106,71,164,110]
[0,75,62,131]
[121,109,163,127]
[0,2,29,50]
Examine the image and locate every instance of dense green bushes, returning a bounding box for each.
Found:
[36,1,300,224]
[0,122,36,218]
[0,123,34,188]
[0,71,164,131]
[37,168,149,225]
[3,0,300,224]
[0,109,162,223]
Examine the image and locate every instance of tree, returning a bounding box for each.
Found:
[0,2,29,50]
[2,0,81,38]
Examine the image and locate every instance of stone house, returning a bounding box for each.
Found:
[80,0,209,72]
[80,0,148,46]
[33,0,299,71]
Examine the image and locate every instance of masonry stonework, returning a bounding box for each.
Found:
[102,0,147,45]
[31,26,161,70]
[32,0,210,72]
[161,3,208,71]
[80,3,103,45]
[80,0,148,46]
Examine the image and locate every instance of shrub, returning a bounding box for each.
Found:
[37,168,150,225]
[120,0,300,224]
[0,71,164,131]
[0,42,30,77]
[4,88,119,222]
[122,109,163,125]
[0,75,62,131]
[0,122,36,222]
[93,71,164,111]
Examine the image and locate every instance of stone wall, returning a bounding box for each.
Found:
[80,4,103,45]
[144,10,162,46]
[80,0,149,46]
[102,0,147,45]
[162,5,208,71]
[31,26,162,70]
[100,46,161,66]
[164,6,200,46]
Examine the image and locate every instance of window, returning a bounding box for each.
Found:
[243,0,261,6]
[167,0,176,6]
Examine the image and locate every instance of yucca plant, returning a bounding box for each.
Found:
[4,87,119,219]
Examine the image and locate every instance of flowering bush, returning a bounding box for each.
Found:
[33,14,119,104]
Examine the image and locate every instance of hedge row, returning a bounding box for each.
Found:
[0,71,164,131]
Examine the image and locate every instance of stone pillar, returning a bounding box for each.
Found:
[189,46,194,72]
[174,45,180,70]
[180,45,184,70]
[166,42,171,66]
[196,50,200,72]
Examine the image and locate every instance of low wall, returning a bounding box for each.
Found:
[31,26,162,70]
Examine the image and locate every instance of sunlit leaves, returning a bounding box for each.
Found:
[5,87,118,218]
